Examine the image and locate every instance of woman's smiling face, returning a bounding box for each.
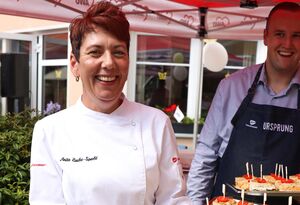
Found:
[71,27,129,113]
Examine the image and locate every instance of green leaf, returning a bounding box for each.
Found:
[0,109,41,204]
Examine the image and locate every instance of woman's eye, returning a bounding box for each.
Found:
[114,50,126,57]
[88,50,101,57]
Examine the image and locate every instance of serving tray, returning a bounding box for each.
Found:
[210,196,263,205]
[227,183,300,197]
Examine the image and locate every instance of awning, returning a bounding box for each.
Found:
[1,0,297,40]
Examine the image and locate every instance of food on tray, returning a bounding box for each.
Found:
[235,162,254,191]
[212,196,236,205]
[263,174,282,183]
[211,196,255,205]
[237,200,254,205]
[249,178,276,191]
[237,189,254,205]
[234,163,300,192]
[275,178,300,191]
[235,175,253,190]
[290,174,300,183]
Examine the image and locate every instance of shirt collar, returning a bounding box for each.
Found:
[259,63,300,87]
[258,64,267,85]
[290,67,300,86]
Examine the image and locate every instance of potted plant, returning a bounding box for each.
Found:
[160,104,205,134]
[0,109,42,204]
[0,101,61,204]
[172,116,204,134]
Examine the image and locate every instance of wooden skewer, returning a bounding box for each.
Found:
[281,164,284,178]
[241,189,245,203]
[263,192,267,205]
[222,184,226,197]
[260,164,263,179]
[288,196,293,205]
[246,162,249,176]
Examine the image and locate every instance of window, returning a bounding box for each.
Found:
[0,39,32,113]
[40,32,68,113]
[219,40,257,67]
[42,66,67,113]
[136,65,189,112]
[43,33,68,59]
[201,40,257,118]
[137,35,190,63]
[132,35,259,136]
[135,35,190,118]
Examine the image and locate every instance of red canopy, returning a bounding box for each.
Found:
[1,0,299,40]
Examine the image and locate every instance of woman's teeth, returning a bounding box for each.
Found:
[97,76,116,82]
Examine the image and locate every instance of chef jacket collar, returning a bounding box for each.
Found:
[75,93,130,121]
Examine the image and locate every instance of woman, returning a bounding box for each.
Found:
[29,1,191,205]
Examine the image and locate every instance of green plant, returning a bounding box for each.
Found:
[181,116,205,125]
[0,109,41,205]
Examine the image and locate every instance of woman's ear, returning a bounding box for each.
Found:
[70,53,79,77]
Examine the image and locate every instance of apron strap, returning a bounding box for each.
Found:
[232,65,300,125]
[298,87,300,109]
[231,65,263,126]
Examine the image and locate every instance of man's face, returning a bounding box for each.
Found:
[264,9,300,74]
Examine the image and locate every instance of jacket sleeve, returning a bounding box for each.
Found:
[155,118,192,205]
[29,120,66,205]
[186,81,225,205]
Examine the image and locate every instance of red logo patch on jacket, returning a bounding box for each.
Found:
[172,156,180,163]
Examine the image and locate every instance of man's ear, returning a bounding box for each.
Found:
[263,29,268,46]
[70,53,79,77]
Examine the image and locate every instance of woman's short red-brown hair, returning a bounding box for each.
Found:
[69,1,130,61]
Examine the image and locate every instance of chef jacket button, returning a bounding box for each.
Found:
[133,146,138,150]
[131,121,136,126]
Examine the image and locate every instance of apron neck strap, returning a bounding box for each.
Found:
[232,64,300,125]
[231,64,263,126]
[247,64,263,101]
[297,85,300,110]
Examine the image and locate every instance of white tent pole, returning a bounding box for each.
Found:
[192,7,207,149]
[192,38,204,149]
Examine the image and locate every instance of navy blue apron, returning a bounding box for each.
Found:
[212,65,300,204]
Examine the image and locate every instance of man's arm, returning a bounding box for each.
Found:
[187,82,225,205]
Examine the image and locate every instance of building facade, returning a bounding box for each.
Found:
[0,15,267,148]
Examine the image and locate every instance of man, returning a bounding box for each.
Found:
[187,2,300,205]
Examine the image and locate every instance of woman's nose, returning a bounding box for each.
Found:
[101,51,113,69]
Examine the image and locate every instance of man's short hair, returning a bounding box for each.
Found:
[265,2,300,30]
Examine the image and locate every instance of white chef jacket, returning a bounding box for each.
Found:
[29,96,191,205]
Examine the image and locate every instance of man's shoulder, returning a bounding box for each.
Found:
[221,64,262,86]
[228,64,261,79]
